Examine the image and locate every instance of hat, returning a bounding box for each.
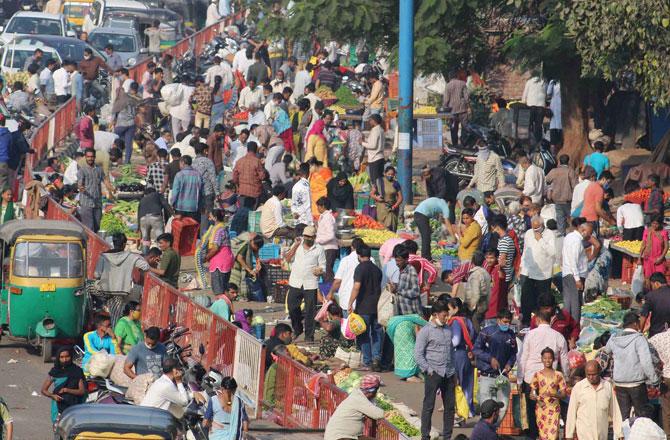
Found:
[359,374,381,391]
[302,226,317,237]
[479,399,504,418]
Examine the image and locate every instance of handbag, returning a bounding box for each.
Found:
[377,287,394,327]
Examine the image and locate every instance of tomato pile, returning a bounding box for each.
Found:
[623,188,670,204]
[353,214,385,230]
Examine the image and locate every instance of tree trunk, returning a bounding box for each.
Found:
[559,62,590,167]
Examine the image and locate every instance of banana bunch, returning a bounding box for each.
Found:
[286,344,310,365]
[329,105,346,114]
[414,105,437,115]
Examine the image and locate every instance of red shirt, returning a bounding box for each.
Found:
[581,182,604,222]
[484,262,506,319]
[530,308,580,341]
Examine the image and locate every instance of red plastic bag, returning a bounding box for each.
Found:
[567,349,586,370]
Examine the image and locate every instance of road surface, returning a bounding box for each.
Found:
[0,336,53,439]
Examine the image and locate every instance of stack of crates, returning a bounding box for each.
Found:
[248,210,262,233]
[415,118,443,149]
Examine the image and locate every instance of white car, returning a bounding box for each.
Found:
[0,42,59,74]
[0,12,76,45]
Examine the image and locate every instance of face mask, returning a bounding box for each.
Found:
[433,317,445,327]
[498,324,510,332]
[533,225,545,233]
[303,238,315,246]
[132,311,141,320]
[603,183,610,190]
[386,175,394,181]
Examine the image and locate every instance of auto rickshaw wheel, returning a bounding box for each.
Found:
[40,337,53,363]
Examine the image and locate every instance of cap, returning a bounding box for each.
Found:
[479,399,504,418]
[359,374,381,391]
[302,226,316,237]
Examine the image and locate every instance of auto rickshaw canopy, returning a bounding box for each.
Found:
[0,220,87,244]
[55,404,180,440]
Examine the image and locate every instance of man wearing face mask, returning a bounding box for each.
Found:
[471,399,505,440]
[124,326,167,379]
[562,219,601,323]
[79,48,112,99]
[519,215,556,326]
[415,299,457,440]
[473,309,517,423]
[581,170,615,236]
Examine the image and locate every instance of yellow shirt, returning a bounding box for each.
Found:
[458,221,482,261]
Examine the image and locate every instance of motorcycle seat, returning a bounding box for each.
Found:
[449,145,479,155]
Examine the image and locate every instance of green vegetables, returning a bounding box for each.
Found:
[115,164,144,185]
[375,394,394,411]
[387,411,420,436]
[108,200,139,215]
[100,213,129,235]
[582,298,621,315]
[334,87,360,106]
[432,247,457,258]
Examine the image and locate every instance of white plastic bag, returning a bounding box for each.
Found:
[631,265,644,295]
[109,355,132,388]
[88,350,115,378]
[161,83,183,107]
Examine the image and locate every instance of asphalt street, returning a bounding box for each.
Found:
[0,336,53,439]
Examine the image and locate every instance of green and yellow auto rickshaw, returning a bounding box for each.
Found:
[0,220,87,361]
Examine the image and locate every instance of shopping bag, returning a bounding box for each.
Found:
[632,265,644,295]
[455,385,470,420]
[341,318,357,340]
[377,287,394,327]
[348,313,367,336]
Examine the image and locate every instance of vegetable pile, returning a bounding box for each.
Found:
[115,164,145,187]
[100,214,129,235]
[623,188,670,204]
[431,247,457,259]
[355,228,399,245]
[353,214,385,229]
[315,86,337,99]
[334,87,360,106]
[581,297,621,316]
[101,200,140,237]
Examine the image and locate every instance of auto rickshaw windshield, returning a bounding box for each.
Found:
[13,242,84,278]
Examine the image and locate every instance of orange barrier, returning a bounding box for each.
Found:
[267,353,402,438]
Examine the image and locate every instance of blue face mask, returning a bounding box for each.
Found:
[498,324,510,332]
[603,183,610,190]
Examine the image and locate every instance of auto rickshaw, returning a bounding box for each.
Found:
[55,404,180,440]
[0,220,87,361]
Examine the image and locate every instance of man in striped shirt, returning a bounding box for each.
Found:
[490,215,516,306]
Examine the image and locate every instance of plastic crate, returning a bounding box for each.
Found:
[171,217,199,257]
[259,243,281,261]
[248,210,262,233]
[268,265,290,284]
[621,254,636,284]
[271,284,289,304]
[441,254,460,271]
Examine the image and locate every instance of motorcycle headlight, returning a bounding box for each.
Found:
[127,58,137,66]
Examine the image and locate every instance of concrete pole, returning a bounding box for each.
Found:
[397,0,414,203]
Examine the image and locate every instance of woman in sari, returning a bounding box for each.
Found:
[308,158,333,219]
[304,110,334,166]
[386,313,427,382]
[228,233,265,301]
[204,377,249,440]
[273,105,295,154]
[195,210,228,289]
[0,187,20,224]
[41,346,86,424]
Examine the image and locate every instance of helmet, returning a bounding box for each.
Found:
[204,368,223,390]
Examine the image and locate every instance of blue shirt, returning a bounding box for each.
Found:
[472,324,517,376]
[170,166,203,213]
[415,197,450,219]
[471,419,498,440]
[583,152,609,178]
[82,330,118,372]
[414,321,455,378]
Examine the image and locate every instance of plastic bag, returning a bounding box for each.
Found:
[348,313,367,336]
[377,287,394,327]
[455,385,470,420]
[160,83,183,107]
[315,300,333,322]
[632,265,644,295]
[88,350,115,378]
[567,349,586,370]
[341,318,357,340]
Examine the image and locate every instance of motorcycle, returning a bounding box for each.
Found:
[441,122,518,188]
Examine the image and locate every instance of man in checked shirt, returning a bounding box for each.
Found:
[146,148,169,193]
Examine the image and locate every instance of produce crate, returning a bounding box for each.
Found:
[611,295,632,310]
[248,210,262,233]
[259,243,281,261]
[271,284,289,304]
[621,254,636,284]
[267,265,290,285]
[441,255,460,271]
[355,193,370,211]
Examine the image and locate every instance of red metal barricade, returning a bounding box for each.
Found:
[52,98,77,147]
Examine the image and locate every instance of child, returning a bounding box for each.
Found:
[483,249,505,327]
[530,347,567,440]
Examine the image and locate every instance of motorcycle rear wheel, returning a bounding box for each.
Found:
[444,157,473,188]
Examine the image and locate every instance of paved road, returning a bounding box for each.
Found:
[0,336,53,439]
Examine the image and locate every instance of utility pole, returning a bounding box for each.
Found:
[397,0,414,204]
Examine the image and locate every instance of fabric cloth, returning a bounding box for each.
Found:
[145,160,167,191]
[290,177,312,225]
[473,324,517,376]
[114,316,142,354]
[497,234,516,282]
[617,203,644,230]
[522,164,545,204]
[463,265,491,319]
[82,331,118,372]
[326,178,354,210]
[323,388,384,440]
[192,156,217,196]
[520,228,556,280]
[334,250,360,310]
[208,225,233,273]
[443,78,469,113]
[450,316,477,413]
[47,357,85,423]
[94,250,149,294]
[260,196,285,238]
[529,308,580,343]
[126,342,167,377]
[309,167,333,217]
[232,153,265,198]
[459,221,482,261]
[205,393,248,440]
[530,370,567,440]
[77,163,105,208]
[522,77,546,107]
[386,314,427,378]
[545,165,577,203]
[140,374,189,418]
[581,182,605,222]
[519,323,569,384]
[571,179,591,214]
[395,264,422,316]
[210,296,234,321]
[362,125,384,163]
[642,286,670,338]
[649,329,670,379]
[565,378,623,440]
[352,261,382,315]
[288,243,326,290]
[470,151,504,192]
[158,247,180,288]
[642,228,669,277]
[421,371,456,440]
[269,162,291,186]
[315,209,337,250]
[415,197,451,218]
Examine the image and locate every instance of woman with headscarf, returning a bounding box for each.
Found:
[386,313,427,381]
[273,105,295,154]
[203,376,250,440]
[41,346,86,424]
[304,110,335,166]
[326,172,354,211]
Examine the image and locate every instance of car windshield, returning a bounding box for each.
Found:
[5,17,63,36]
[63,3,91,18]
[2,48,55,68]
[13,242,83,278]
[89,33,135,52]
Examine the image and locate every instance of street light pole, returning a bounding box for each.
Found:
[397,0,414,204]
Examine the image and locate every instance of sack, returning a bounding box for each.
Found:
[455,385,470,420]
[334,347,362,369]
[160,83,183,107]
[88,350,115,378]
[315,300,333,322]
[348,313,367,336]
[246,276,266,302]
[631,265,644,295]
[341,318,357,340]
[377,287,394,327]
[109,355,132,388]
[125,373,156,404]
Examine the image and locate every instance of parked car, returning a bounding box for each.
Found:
[88,26,145,67]
[102,8,184,47]
[82,0,149,34]
[0,41,58,74]
[14,35,106,62]
[0,12,76,45]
